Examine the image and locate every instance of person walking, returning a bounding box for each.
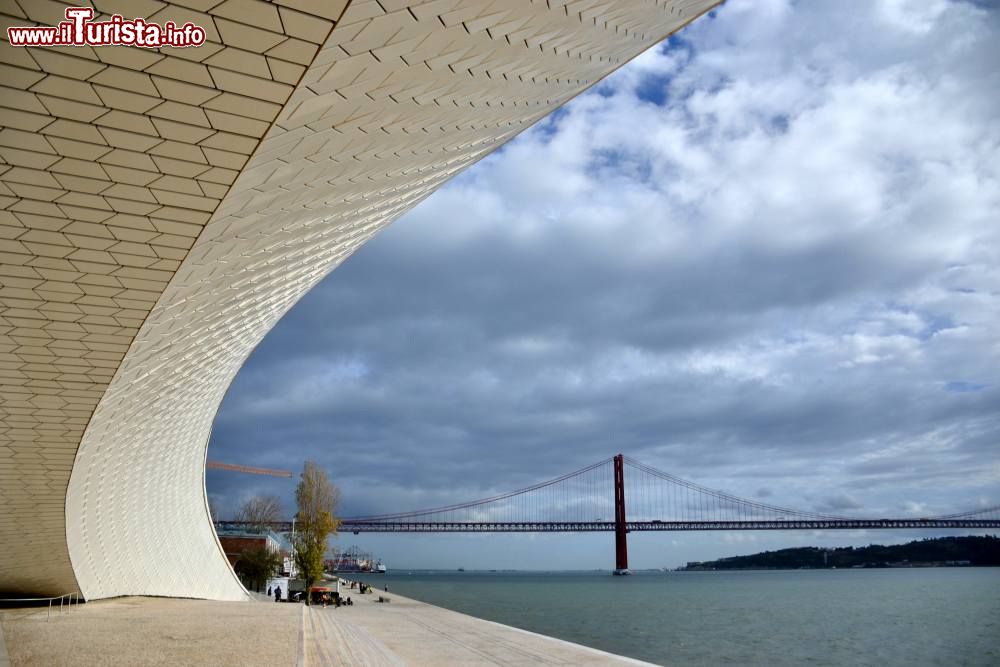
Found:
[267,586,272,597]
[274,585,282,602]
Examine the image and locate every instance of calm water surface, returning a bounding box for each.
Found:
[356,568,1000,666]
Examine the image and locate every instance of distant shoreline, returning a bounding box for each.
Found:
[679,562,986,571]
[678,535,999,571]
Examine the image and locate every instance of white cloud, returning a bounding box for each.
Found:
[210,0,1000,567]
[877,0,950,34]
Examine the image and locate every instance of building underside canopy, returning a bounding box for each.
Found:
[0,0,719,600]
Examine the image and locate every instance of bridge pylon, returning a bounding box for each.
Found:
[613,453,629,575]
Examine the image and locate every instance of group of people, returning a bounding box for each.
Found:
[264,580,385,605]
[319,593,353,608]
[351,581,386,594]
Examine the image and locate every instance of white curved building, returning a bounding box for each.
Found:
[0,0,719,600]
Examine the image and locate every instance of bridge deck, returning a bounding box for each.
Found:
[217,519,1000,534]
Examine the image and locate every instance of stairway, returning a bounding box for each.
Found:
[302,605,404,667]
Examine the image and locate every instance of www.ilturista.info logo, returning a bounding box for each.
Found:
[7,7,206,48]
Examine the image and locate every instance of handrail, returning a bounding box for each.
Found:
[0,592,81,620]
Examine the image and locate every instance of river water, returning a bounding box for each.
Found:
[355,568,1000,666]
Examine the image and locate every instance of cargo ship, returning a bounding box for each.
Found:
[324,545,386,573]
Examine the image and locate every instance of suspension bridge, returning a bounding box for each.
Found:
[216,455,1000,574]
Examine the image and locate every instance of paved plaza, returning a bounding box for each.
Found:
[1,590,649,666]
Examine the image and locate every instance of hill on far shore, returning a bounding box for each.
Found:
[680,535,1000,571]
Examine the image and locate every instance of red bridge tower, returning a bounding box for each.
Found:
[613,453,630,575]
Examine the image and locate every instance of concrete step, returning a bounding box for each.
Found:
[304,606,404,667]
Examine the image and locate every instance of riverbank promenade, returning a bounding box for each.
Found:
[1,591,652,666]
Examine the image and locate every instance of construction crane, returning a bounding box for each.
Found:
[206,460,292,478]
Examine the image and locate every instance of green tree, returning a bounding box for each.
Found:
[234,546,282,593]
[293,461,340,604]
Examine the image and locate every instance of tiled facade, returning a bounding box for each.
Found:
[1,0,719,599]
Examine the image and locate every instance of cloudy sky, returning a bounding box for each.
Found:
[207,0,1000,569]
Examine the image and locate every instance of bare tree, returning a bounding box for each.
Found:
[208,496,222,522]
[293,462,340,603]
[236,495,284,532]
